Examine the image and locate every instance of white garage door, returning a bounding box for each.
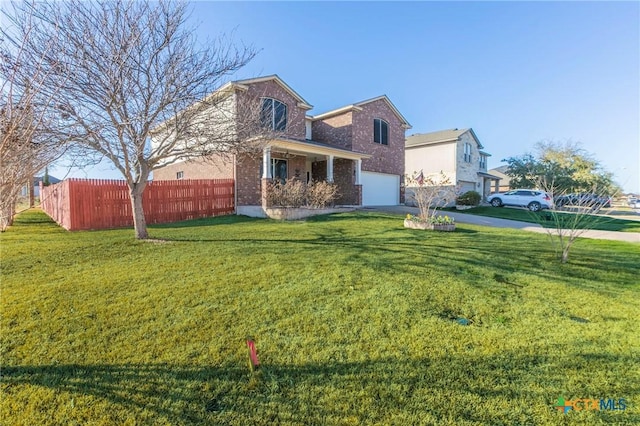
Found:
[459,180,476,194]
[361,172,400,206]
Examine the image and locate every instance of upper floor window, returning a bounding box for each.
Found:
[261,98,287,131]
[176,171,184,180]
[373,118,389,145]
[463,143,472,163]
[479,155,487,170]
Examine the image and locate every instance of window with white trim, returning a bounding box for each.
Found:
[463,143,472,163]
[260,98,287,131]
[272,158,287,184]
[176,171,184,180]
[479,155,487,170]
[373,118,389,145]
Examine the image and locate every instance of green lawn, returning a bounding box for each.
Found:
[448,206,640,232]
[1,209,639,425]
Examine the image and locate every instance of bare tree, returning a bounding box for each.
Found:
[0,4,68,231]
[535,181,616,263]
[505,141,619,263]
[6,0,269,239]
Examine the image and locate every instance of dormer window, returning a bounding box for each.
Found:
[373,118,388,145]
[261,98,287,131]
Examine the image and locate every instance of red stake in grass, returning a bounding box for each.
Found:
[246,339,260,371]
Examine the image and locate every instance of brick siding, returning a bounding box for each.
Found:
[352,99,405,176]
[333,158,358,204]
[310,112,353,149]
[236,80,308,141]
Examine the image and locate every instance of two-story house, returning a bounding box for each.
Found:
[405,128,499,200]
[153,75,411,216]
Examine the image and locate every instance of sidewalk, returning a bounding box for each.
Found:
[359,205,640,243]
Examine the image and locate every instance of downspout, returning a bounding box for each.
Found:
[233,154,238,214]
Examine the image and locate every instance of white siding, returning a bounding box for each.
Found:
[305,118,312,140]
[405,142,457,182]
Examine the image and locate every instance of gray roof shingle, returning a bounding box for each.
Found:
[405,128,470,147]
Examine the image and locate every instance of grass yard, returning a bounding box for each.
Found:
[448,206,640,232]
[1,209,639,425]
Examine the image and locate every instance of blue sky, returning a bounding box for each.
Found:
[54,1,640,193]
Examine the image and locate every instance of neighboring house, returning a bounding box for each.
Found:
[153,75,411,216]
[488,165,511,192]
[405,128,499,200]
[21,175,61,198]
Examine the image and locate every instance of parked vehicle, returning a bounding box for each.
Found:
[555,193,611,208]
[486,189,553,211]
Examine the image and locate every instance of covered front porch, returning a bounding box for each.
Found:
[478,172,501,200]
[236,138,371,217]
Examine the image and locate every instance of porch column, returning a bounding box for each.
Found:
[326,155,334,183]
[262,147,272,179]
[355,159,362,185]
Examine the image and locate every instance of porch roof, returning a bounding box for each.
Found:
[477,172,501,180]
[269,137,372,160]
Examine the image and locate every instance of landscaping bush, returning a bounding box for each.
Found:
[266,179,338,208]
[456,190,481,206]
[306,181,338,208]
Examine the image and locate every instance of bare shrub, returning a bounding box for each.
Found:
[266,179,338,208]
[306,181,338,208]
[405,171,456,221]
[266,179,306,208]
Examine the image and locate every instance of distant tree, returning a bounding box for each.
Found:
[1,3,68,231]
[504,141,619,194]
[5,0,271,239]
[42,167,50,186]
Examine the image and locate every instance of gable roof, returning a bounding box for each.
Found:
[491,165,509,174]
[488,166,510,179]
[309,95,412,129]
[405,128,483,149]
[227,75,313,110]
[33,175,61,185]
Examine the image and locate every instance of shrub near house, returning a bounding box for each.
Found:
[456,190,481,207]
[265,180,338,209]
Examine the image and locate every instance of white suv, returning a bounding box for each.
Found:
[486,189,554,211]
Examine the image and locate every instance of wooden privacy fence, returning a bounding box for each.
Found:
[40,178,235,231]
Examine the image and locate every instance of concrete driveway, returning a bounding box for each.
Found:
[359,205,640,243]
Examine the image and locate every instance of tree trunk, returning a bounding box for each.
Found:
[28,177,35,207]
[0,208,10,231]
[561,245,571,263]
[129,181,149,239]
